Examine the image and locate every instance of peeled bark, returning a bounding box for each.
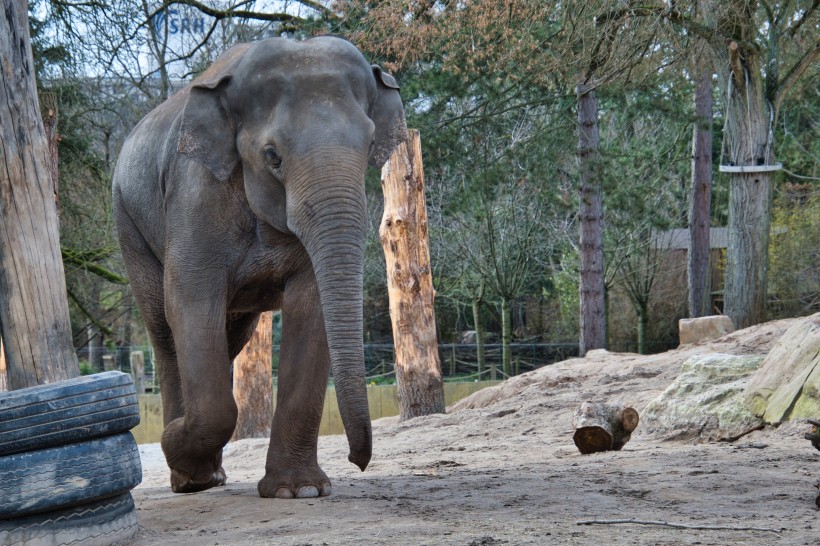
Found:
[576,84,606,356]
[0,0,79,388]
[380,129,445,420]
[232,312,274,441]
[688,58,713,318]
[573,401,639,454]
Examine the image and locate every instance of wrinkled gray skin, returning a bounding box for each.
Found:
[112,37,406,498]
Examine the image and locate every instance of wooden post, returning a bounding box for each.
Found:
[573,401,639,454]
[102,354,115,371]
[130,351,144,395]
[380,129,446,420]
[0,0,79,388]
[231,312,274,441]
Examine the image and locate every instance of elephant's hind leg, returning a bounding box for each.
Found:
[258,268,332,499]
[114,206,184,425]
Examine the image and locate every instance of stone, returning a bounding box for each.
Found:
[744,313,820,423]
[678,315,736,345]
[640,353,764,441]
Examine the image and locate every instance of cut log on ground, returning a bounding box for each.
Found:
[573,402,639,454]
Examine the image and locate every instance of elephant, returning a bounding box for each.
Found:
[112,36,407,498]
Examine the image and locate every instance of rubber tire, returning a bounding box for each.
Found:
[0,371,140,456]
[0,432,142,519]
[0,493,138,546]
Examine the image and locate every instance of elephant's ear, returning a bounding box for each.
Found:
[178,74,238,182]
[369,65,408,168]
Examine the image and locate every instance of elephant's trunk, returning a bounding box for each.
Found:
[287,152,371,470]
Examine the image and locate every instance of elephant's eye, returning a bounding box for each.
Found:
[264,146,282,168]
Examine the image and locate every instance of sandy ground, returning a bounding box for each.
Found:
[127,317,819,545]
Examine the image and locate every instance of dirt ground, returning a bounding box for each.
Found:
[128,317,819,545]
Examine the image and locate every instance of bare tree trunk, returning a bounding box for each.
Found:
[0,0,79,388]
[688,57,713,318]
[722,44,772,329]
[637,303,648,355]
[232,312,273,441]
[500,297,512,377]
[40,92,59,202]
[576,84,606,355]
[380,129,446,420]
[471,298,486,379]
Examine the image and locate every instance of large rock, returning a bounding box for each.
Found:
[640,353,764,441]
[744,313,820,423]
[678,315,736,345]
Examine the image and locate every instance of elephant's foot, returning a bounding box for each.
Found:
[161,417,230,494]
[257,465,332,499]
[170,465,227,493]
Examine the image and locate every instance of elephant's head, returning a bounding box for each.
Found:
[176,37,407,471]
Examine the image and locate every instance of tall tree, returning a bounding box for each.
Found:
[613,1,819,327]
[0,0,79,388]
[576,84,606,354]
[688,48,714,318]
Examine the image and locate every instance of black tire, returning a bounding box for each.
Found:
[0,371,140,456]
[0,432,142,519]
[0,493,138,546]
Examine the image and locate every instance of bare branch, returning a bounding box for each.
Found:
[164,0,330,24]
[577,518,783,533]
[785,0,818,37]
[774,40,819,115]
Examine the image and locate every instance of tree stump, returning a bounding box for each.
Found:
[380,129,446,421]
[573,401,639,454]
[231,312,273,441]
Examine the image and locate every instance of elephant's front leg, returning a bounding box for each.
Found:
[161,268,237,493]
[258,268,332,499]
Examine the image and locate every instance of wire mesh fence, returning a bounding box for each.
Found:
[76,339,678,391]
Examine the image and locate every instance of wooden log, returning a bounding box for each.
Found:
[231,312,273,441]
[380,129,446,421]
[0,1,79,388]
[573,401,639,454]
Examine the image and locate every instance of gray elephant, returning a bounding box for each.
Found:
[112,36,406,498]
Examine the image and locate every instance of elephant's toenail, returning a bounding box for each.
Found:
[296,485,319,498]
[320,483,332,497]
[274,487,294,499]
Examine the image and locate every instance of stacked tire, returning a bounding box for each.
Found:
[0,371,142,545]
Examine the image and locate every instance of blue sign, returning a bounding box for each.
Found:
[152,8,206,35]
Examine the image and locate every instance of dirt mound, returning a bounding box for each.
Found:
[129,315,818,545]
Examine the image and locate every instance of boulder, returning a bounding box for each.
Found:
[640,353,764,441]
[678,315,736,345]
[744,313,820,423]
